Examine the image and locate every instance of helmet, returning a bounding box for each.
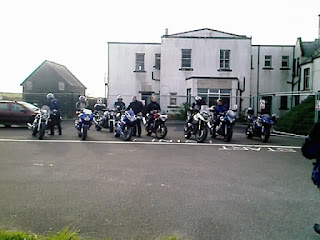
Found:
[195,96,202,102]
[79,95,86,103]
[47,93,54,100]
[247,107,254,115]
[117,95,122,100]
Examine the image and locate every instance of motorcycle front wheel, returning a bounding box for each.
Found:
[95,124,102,131]
[195,126,208,143]
[82,126,88,140]
[184,125,191,139]
[156,124,167,139]
[123,126,133,141]
[261,127,270,143]
[246,126,253,139]
[224,126,233,142]
[38,123,46,140]
[32,124,38,136]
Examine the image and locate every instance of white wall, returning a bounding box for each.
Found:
[160,37,252,111]
[312,57,320,91]
[108,42,161,108]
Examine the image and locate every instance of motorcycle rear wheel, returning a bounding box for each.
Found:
[195,126,208,143]
[109,124,114,133]
[145,127,152,136]
[155,124,167,139]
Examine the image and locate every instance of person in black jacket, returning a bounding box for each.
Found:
[144,95,161,130]
[46,93,62,136]
[187,96,202,125]
[302,122,320,234]
[114,95,126,112]
[127,96,144,137]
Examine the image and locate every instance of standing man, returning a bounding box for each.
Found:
[213,99,228,127]
[114,95,126,112]
[127,96,144,137]
[46,93,62,135]
[144,95,161,130]
[301,122,320,234]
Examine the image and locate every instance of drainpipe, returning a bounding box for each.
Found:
[256,46,260,114]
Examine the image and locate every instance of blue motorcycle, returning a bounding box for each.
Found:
[114,110,137,141]
[75,109,93,140]
[246,112,277,143]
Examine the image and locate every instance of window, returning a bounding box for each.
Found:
[186,88,191,105]
[0,103,8,111]
[280,96,288,110]
[135,53,145,71]
[11,104,25,112]
[155,53,161,70]
[170,97,177,106]
[59,82,65,91]
[220,50,230,70]
[181,49,192,68]
[265,55,272,68]
[304,68,310,90]
[197,88,231,108]
[282,56,289,68]
[26,82,32,91]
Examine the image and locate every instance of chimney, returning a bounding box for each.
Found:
[318,14,320,40]
[165,28,168,36]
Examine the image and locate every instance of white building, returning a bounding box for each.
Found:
[108,16,320,116]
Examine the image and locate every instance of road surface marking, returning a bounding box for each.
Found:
[0,138,301,149]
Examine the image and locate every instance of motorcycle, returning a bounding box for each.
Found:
[28,105,50,140]
[75,109,93,140]
[184,105,209,143]
[143,110,168,139]
[114,110,137,141]
[246,113,277,143]
[209,108,236,142]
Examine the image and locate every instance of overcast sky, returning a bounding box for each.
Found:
[0,0,319,97]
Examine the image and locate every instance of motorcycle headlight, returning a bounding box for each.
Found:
[84,116,90,121]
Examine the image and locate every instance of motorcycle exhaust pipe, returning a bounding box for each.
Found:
[27,123,33,129]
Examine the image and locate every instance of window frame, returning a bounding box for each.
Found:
[58,82,65,91]
[304,68,310,90]
[219,49,231,70]
[154,53,161,70]
[135,53,145,72]
[281,56,289,68]
[280,96,288,110]
[181,49,192,69]
[264,55,272,68]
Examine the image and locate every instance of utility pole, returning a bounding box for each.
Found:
[104,72,107,105]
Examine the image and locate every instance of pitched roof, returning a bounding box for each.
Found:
[163,28,250,39]
[21,60,86,89]
[301,40,320,57]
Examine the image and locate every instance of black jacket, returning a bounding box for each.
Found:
[114,101,126,111]
[191,102,201,113]
[144,101,161,115]
[126,101,144,115]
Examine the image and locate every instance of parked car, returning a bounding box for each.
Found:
[0,100,39,127]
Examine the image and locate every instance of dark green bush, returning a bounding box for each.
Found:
[274,95,318,135]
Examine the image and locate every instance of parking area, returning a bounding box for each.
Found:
[0,121,318,240]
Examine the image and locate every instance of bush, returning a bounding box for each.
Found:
[167,103,189,121]
[274,95,317,135]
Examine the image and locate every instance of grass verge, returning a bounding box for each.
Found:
[0,228,184,240]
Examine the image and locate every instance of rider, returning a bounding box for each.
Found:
[76,95,88,112]
[126,96,144,137]
[187,96,202,126]
[46,93,62,135]
[114,95,126,112]
[144,95,161,130]
[213,99,228,127]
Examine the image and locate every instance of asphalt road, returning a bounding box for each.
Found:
[0,121,318,240]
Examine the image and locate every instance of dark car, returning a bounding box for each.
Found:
[0,100,39,127]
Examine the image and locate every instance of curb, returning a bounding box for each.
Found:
[272,130,306,138]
